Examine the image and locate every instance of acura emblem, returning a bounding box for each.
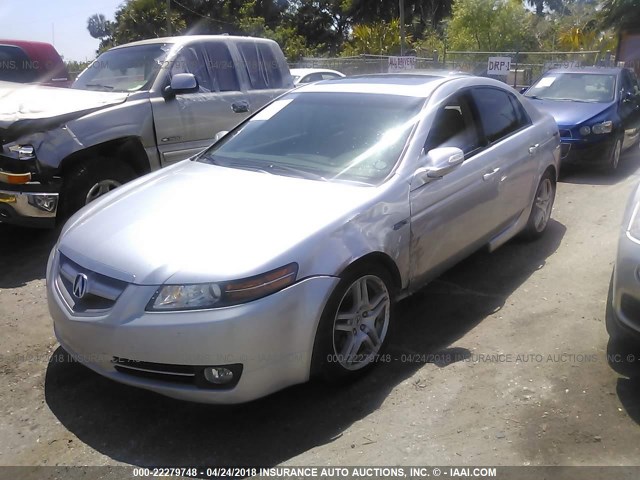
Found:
[73,273,89,299]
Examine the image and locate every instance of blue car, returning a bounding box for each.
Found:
[524,67,640,171]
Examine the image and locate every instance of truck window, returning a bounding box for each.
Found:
[170,44,212,93]
[0,45,37,83]
[237,42,284,90]
[203,42,240,92]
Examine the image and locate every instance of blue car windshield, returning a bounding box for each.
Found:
[525,72,616,103]
[198,92,425,185]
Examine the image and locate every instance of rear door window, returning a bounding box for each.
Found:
[203,42,240,92]
[471,87,529,143]
[237,42,285,90]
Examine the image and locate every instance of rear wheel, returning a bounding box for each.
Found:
[62,157,135,217]
[312,264,395,382]
[521,171,556,241]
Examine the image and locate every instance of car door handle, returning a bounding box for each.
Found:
[528,144,539,155]
[231,100,250,113]
[482,167,500,181]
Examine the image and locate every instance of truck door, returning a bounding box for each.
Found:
[150,41,251,166]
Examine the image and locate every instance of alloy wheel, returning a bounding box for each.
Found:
[332,275,390,371]
[85,179,122,205]
[533,178,554,233]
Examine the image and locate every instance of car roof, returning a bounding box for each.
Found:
[290,68,344,76]
[110,35,278,50]
[294,73,468,97]
[0,39,64,67]
[545,67,624,75]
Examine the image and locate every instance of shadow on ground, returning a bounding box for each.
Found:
[44,220,566,467]
[0,223,61,288]
[560,146,640,186]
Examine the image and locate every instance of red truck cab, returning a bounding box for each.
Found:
[0,39,71,87]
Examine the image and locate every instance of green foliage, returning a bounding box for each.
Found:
[600,0,640,30]
[112,0,187,44]
[342,19,409,56]
[447,0,537,51]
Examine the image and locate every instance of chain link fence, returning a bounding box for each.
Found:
[290,50,617,88]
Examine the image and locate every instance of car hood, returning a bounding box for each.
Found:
[527,98,614,126]
[58,160,379,285]
[0,81,128,143]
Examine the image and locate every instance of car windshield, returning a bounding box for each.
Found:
[198,92,425,185]
[72,43,172,92]
[525,72,616,103]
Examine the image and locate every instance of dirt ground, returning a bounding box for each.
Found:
[2,147,640,475]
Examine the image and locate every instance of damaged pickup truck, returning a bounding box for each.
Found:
[0,35,293,227]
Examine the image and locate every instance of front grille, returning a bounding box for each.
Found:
[56,253,128,314]
[559,129,572,139]
[560,143,571,159]
[112,357,243,389]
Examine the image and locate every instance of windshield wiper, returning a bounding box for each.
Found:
[265,163,327,181]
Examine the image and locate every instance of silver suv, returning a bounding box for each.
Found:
[0,35,293,227]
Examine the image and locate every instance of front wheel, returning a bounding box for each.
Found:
[311,264,395,382]
[61,157,135,218]
[606,136,623,173]
[520,171,556,241]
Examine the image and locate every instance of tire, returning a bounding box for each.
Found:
[606,136,623,173]
[62,157,136,218]
[520,170,556,241]
[311,263,396,383]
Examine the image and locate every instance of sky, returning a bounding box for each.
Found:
[0,0,124,61]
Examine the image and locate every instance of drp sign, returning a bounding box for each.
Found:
[487,57,511,75]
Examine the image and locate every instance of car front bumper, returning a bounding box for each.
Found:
[0,180,60,227]
[559,135,615,165]
[610,231,640,339]
[47,249,339,403]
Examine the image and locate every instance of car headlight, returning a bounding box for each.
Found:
[591,121,613,135]
[147,263,298,311]
[8,144,36,160]
[579,126,591,136]
[627,202,640,243]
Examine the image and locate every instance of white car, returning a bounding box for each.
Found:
[47,73,560,404]
[290,68,345,84]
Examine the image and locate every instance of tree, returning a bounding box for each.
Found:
[447,0,537,51]
[342,19,408,56]
[524,0,567,17]
[87,13,114,52]
[600,0,640,30]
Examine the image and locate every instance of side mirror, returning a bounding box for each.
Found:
[214,131,229,142]
[412,147,464,189]
[519,87,528,94]
[163,73,198,99]
[622,90,634,103]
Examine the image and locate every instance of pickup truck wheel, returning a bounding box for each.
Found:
[62,158,135,217]
[520,171,555,241]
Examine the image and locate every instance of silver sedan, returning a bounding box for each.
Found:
[47,73,560,403]
[607,182,640,346]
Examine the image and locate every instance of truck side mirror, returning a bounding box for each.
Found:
[163,73,199,99]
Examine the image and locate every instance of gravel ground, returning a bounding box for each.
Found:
[2,147,640,476]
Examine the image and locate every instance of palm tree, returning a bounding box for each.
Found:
[87,13,112,39]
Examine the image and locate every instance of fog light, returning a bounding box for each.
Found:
[204,367,234,384]
[28,194,58,213]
